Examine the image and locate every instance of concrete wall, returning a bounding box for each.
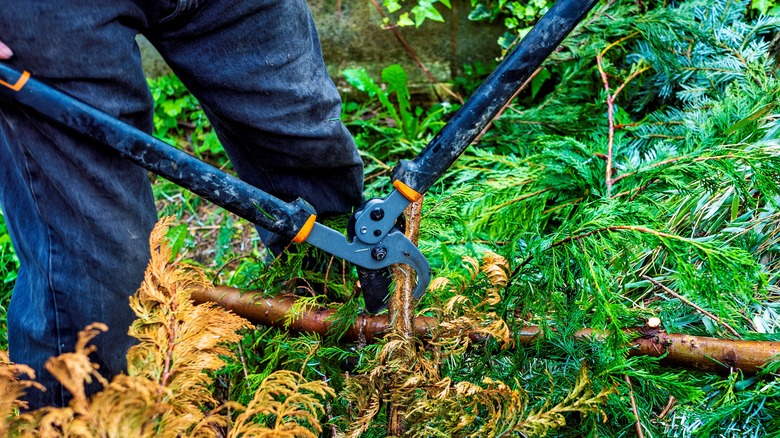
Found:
[308,0,504,85]
[139,0,504,92]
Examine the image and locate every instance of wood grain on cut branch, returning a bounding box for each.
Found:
[192,286,780,375]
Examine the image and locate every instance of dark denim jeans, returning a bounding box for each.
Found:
[0,0,363,409]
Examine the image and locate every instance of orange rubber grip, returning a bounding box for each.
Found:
[393,180,422,202]
[0,70,30,91]
[292,214,317,244]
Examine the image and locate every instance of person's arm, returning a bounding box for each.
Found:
[0,41,13,59]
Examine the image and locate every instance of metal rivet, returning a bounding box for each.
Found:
[370,208,385,221]
[371,246,387,261]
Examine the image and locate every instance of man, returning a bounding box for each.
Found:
[0,0,363,409]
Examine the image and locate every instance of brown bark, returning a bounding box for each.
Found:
[518,326,780,375]
[387,197,424,435]
[191,287,780,375]
[388,198,423,336]
[190,286,438,344]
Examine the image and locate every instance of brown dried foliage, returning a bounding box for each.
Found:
[0,351,44,436]
[228,370,335,438]
[0,218,334,437]
[342,253,611,437]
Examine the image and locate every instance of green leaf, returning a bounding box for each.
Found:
[752,0,774,14]
[342,68,381,96]
[412,1,444,27]
[381,65,414,138]
[383,0,402,13]
[468,3,492,21]
[166,223,189,260]
[397,12,415,27]
[3,270,16,284]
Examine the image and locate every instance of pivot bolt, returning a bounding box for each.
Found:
[370,208,385,221]
[371,246,388,261]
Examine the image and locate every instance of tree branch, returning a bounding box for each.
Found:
[642,275,742,339]
[388,196,424,435]
[191,286,780,374]
[624,375,645,438]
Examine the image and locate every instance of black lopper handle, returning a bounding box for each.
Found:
[393,0,599,195]
[0,63,316,242]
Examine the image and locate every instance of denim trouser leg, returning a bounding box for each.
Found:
[147,0,365,255]
[0,2,157,409]
[0,0,362,409]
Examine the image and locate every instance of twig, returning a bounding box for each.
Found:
[323,255,336,295]
[624,375,645,438]
[641,275,742,338]
[658,396,676,419]
[368,0,463,104]
[236,342,252,391]
[595,32,648,197]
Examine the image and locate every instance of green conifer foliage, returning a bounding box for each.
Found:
[409,0,780,435]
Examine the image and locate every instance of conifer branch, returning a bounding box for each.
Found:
[192,286,780,374]
[641,275,742,338]
[611,153,738,185]
[511,225,684,281]
[596,31,649,196]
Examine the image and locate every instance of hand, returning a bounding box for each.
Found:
[0,41,13,59]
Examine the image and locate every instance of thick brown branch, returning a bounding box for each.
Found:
[388,197,423,435]
[192,286,780,374]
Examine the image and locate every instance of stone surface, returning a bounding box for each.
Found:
[138,1,505,96]
[137,37,171,78]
